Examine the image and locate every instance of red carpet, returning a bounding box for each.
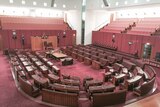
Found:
[0,52,48,107]
[0,50,160,107]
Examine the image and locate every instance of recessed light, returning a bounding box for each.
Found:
[54,4,57,7]
[9,0,13,3]
[101,4,104,8]
[63,4,66,8]
[124,1,128,5]
[146,0,150,2]
[44,2,47,7]
[22,0,25,5]
[33,1,37,6]
[116,2,119,6]
[134,0,138,3]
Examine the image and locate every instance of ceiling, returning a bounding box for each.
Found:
[0,0,160,10]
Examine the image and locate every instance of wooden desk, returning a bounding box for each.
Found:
[25,66,36,75]
[20,58,28,62]
[125,75,142,90]
[32,75,49,89]
[31,58,38,62]
[35,61,44,66]
[47,61,53,68]
[22,61,32,66]
[88,84,115,94]
[39,65,49,74]
[52,66,60,75]
[85,80,103,89]
[52,83,80,93]
[48,74,60,83]
[112,74,126,86]
[61,79,80,86]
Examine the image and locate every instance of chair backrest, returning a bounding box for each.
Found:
[19,76,33,96]
[140,77,155,95]
[42,89,78,107]
[92,89,127,107]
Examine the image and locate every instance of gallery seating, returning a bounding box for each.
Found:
[42,89,78,107]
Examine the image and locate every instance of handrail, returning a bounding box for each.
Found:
[94,20,110,31]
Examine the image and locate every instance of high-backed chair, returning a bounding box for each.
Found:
[42,89,78,107]
[133,77,155,96]
[92,89,127,107]
[19,76,40,97]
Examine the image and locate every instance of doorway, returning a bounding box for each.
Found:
[142,43,152,59]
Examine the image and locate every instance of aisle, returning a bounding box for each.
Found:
[0,52,48,107]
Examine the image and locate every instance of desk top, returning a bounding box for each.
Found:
[127,75,142,83]
[48,74,60,80]
[52,52,67,59]
[52,83,79,93]
[32,75,48,85]
[26,66,35,72]
[89,84,115,93]
[40,65,48,71]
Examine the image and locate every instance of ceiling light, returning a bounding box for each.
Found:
[44,2,47,7]
[134,0,138,3]
[9,0,13,3]
[33,1,37,6]
[101,4,104,8]
[22,0,25,5]
[63,4,66,8]
[124,1,128,5]
[54,4,57,7]
[116,2,119,6]
[146,0,150,2]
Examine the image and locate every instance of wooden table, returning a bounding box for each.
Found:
[51,52,67,59]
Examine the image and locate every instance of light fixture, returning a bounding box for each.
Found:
[134,0,138,3]
[146,43,150,45]
[22,0,25,5]
[146,0,150,2]
[9,0,13,3]
[124,1,128,5]
[54,3,57,7]
[101,4,104,8]
[44,2,47,7]
[33,1,37,6]
[116,2,119,6]
[63,4,66,8]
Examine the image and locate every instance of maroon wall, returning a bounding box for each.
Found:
[92,31,160,59]
[0,30,76,50]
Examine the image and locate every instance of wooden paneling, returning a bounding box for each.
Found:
[31,36,57,51]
